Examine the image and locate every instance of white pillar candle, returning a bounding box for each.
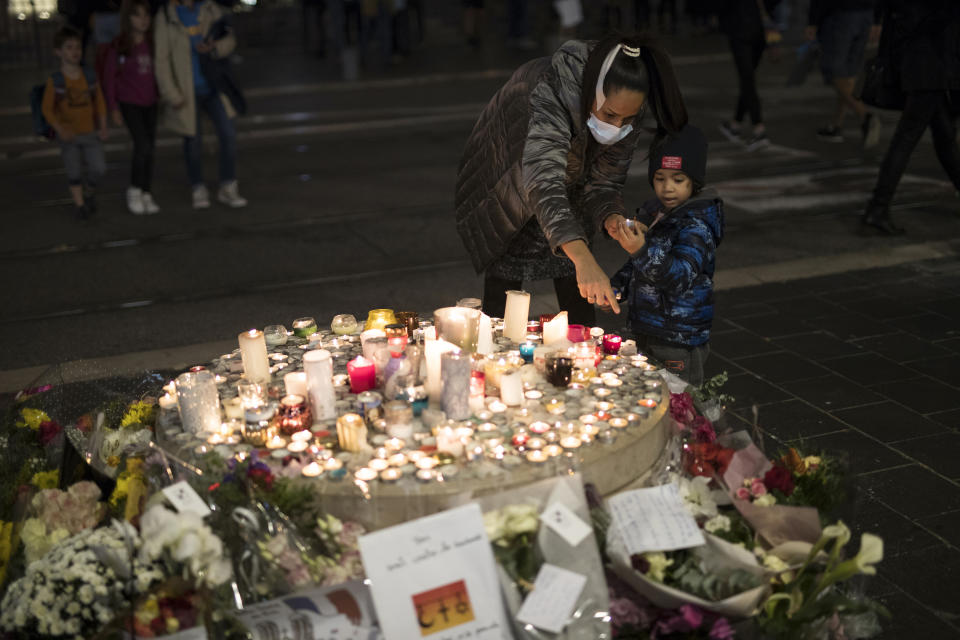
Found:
[499,369,524,407]
[284,371,308,397]
[542,311,569,346]
[424,333,456,404]
[477,313,494,355]
[238,329,271,383]
[175,370,221,435]
[303,349,336,421]
[503,290,531,344]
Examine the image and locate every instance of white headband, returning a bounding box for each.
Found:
[595,44,642,111]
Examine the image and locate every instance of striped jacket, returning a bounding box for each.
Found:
[610,189,724,347]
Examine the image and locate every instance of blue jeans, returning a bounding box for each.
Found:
[183,92,236,187]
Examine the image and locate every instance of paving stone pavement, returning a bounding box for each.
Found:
[705,257,960,637]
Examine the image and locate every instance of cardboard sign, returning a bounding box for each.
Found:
[358,504,510,640]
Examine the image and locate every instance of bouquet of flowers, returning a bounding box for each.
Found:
[21,481,107,566]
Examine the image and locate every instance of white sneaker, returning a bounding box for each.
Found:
[142,192,160,214]
[217,180,248,208]
[126,186,145,215]
[192,184,211,209]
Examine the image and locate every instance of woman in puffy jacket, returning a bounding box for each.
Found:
[454,33,688,324]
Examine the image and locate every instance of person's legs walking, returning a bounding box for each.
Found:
[200,93,246,208]
[482,274,521,318]
[60,140,86,216]
[120,101,148,213]
[79,133,106,214]
[553,275,595,326]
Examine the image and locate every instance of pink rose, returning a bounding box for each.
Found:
[735,487,751,501]
[750,479,767,498]
[68,481,102,504]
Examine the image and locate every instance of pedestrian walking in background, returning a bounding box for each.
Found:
[862,0,960,236]
[717,0,781,151]
[806,0,882,147]
[154,0,248,209]
[462,0,483,48]
[455,34,688,324]
[103,0,160,215]
[42,26,109,220]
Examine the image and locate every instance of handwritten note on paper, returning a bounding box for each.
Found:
[516,564,587,634]
[607,484,705,554]
[541,502,593,547]
[358,503,511,640]
[162,481,211,517]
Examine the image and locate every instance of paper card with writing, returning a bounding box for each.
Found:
[607,484,705,554]
[516,564,587,634]
[162,480,211,517]
[358,503,510,640]
[540,502,592,547]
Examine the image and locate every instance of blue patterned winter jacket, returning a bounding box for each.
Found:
[610,189,724,347]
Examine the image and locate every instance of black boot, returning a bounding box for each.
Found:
[861,203,905,236]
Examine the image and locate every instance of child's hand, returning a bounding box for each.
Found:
[111,110,124,128]
[615,220,646,254]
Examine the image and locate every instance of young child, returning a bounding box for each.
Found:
[103,0,160,215]
[42,26,109,220]
[610,125,724,386]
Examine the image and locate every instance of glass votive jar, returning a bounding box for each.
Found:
[292,317,318,338]
[567,324,589,343]
[242,405,276,447]
[331,314,359,336]
[263,324,289,346]
[385,324,408,355]
[395,311,419,337]
[277,394,313,436]
[456,297,482,310]
[365,309,398,332]
[602,334,623,355]
[545,352,574,387]
[237,379,266,410]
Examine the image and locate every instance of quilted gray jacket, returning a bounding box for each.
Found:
[455,40,642,276]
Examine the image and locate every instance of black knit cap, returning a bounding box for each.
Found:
[647,124,708,187]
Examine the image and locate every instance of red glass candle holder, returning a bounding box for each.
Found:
[277,394,313,436]
[567,324,588,343]
[602,334,623,355]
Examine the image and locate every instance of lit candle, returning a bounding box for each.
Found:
[416,469,437,483]
[336,413,368,452]
[265,435,287,450]
[436,424,464,457]
[388,453,407,467]
[602,334,623,355]
[499,369,524,407]
[441,350,471,420]
[590,326,605,340]
[175,370,221,436]
[238,329,271,384]
[477,313,494,355]
[407,450,426,464]
[347,356,377,394]
[301,461,323,477]
[434,307,481,352]
[518,341,536,363]
[331,314,359,335]
[380,468,402,483]
[567,324,588,343]
[639,398,658,409]
[542,311,569,346]
[503,290,531,343]
[291,429,312,442]
[526,449,548,464]
[369,458,389,472]
[324,458,344,472]
[610,417,628,430]
[292,317,318,338]
[526,437,545,450]
[355,467,378,482]
[560,435,582,450]
[158,393,177,410]
[544,444,563,457]
[415,456,439,470]
[529,421,551,434]
[223,396,244,420]
[284,372,308,397]
[287,440,309,453]
[207,433,224,445]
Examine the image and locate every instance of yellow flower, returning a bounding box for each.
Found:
[754,494,777,507]
[165,616,180,634]
[642,552,674,582]
[135,595,160,625]
[120,401,156,429]
[803,455,822,470]
[30,469,59,489]
[17,408,51,430]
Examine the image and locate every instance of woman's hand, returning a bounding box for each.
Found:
[560,239,620,314]
[613,220,646,254]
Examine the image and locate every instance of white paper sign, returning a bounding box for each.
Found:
[516,564,587,634]
[162,481,211,517]
[608,484,705,554]
[540,502,592,547]
[358,503,510,640]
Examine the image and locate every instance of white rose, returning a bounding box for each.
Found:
[483,510,507,542]
[503,504,539,537]
[704,514,731,534]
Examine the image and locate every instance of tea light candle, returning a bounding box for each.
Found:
[526,437,545,450]
[544,444,563,457]
[265,435,287,450]
[207,433,224,445]
[287,440,309,453]
[324,458,344,472]
[291,429,312,442]
[416,469,437,483]
[416,456,439,471]
[610,417,629,429]
[542,311,569,346]
[529,421,551,434]
[347,356,377,394]
[380,468,402,483]
[159,393,177,410]
[238,329,271,384]
[526,449,548,464]
[355,467,378,482]
[388,453,407,467]
[560,435,582,449]
[503,290,531,343]
[639,398,658,409]
[301,461,323,477]
[488,400,507,414]
[590,326,605,340]
[369,458,389,472]
[525,389,543,402]
[594,387,613,398]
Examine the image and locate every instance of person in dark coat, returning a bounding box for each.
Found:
[716,0,780,151]
[454,34,688,325]
[862,0,960,235]
[609,125,724,386]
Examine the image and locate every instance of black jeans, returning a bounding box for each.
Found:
[119,102,158,192]
[869,91,960,213]
[482,274,596,326]
[728,36,765,125]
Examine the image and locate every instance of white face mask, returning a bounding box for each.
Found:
[587,114,633,145]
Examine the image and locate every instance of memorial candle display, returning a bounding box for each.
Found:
[347,356,377,393]
[441,350,471,420]
[502,290,531,343]
[238,329,271,383]
[542,311,569,346]
[175,370,221,435]
[303,349,336,420]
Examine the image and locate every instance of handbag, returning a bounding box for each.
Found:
[858,55,905,111]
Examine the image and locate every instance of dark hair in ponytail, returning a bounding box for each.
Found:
[580,32,688,147]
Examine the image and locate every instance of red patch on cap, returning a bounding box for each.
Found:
[661,156,682,170]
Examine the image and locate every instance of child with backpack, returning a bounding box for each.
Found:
[103,0,160,214]
[609,125,725,386]
[41,26,109,220]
